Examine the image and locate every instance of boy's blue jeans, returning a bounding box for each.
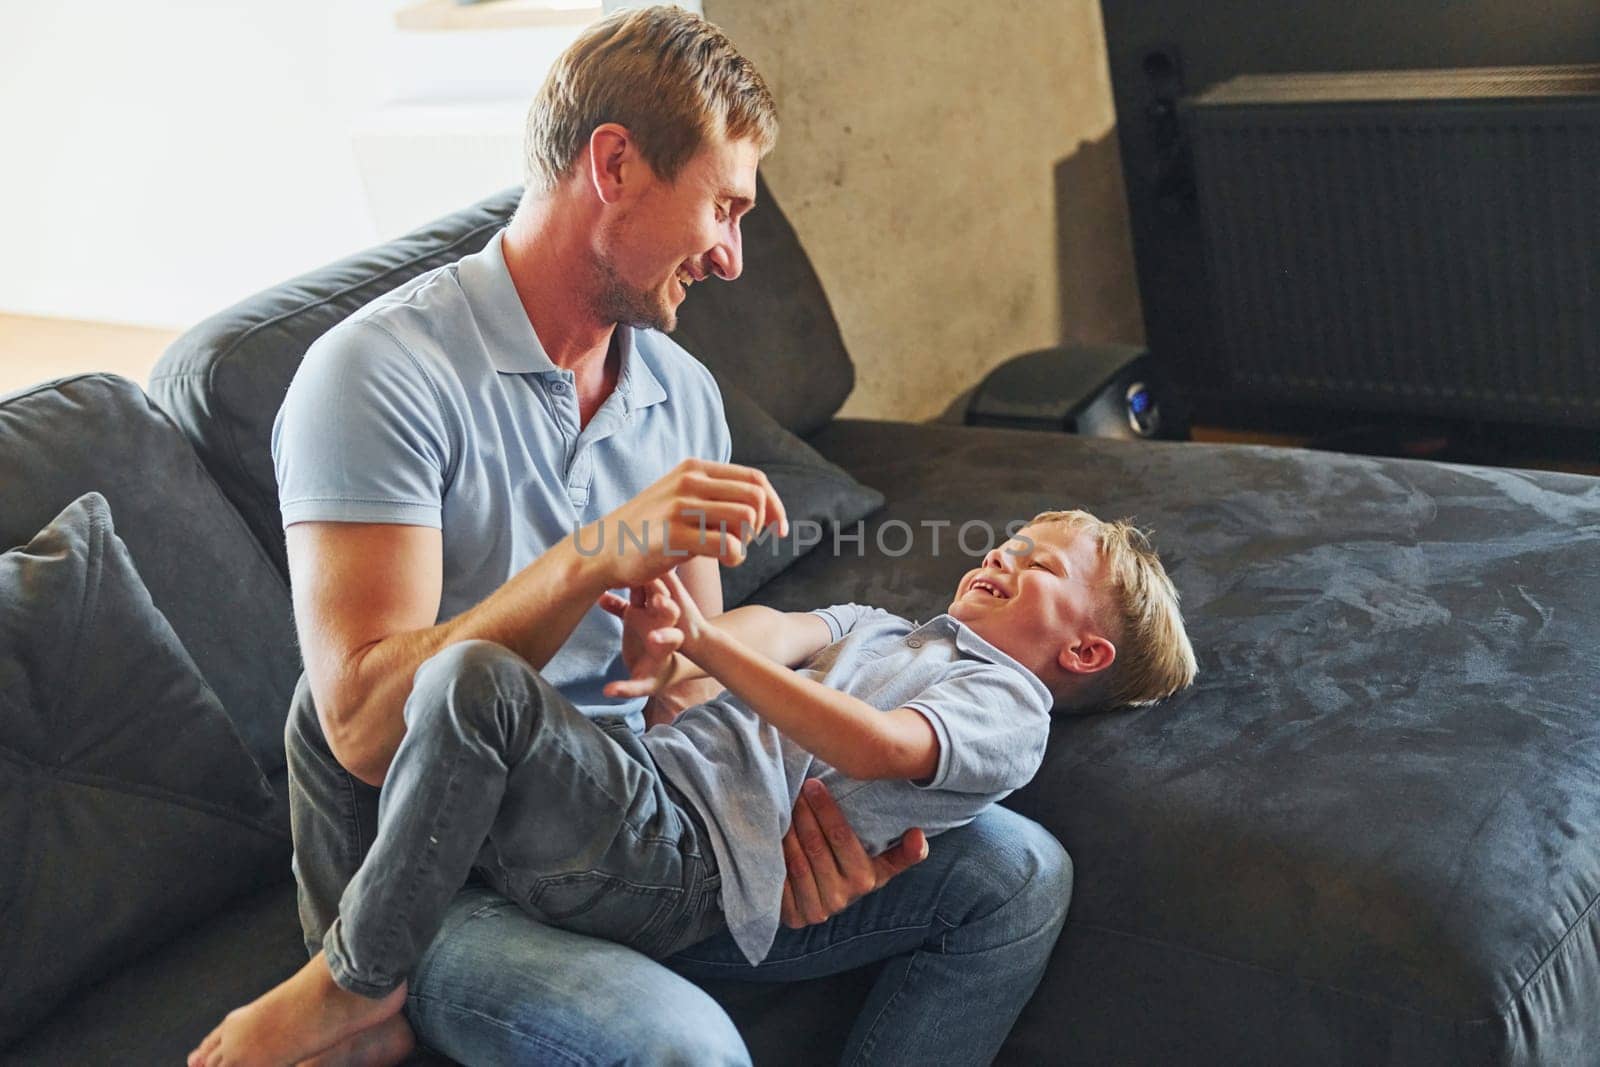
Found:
[287,640,1073,1066]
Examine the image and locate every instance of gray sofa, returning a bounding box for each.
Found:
[4,184,1599,1065]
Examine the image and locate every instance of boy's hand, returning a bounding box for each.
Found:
[598,581,685,699]
[656,568,713,651]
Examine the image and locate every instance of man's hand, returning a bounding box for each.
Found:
[584,459,788,588]
[780,779,928,928]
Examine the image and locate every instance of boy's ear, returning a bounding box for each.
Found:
[1059,635,1115,676]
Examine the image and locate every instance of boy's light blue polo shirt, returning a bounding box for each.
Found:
[644,604,1053,965]
[271,230,731,729]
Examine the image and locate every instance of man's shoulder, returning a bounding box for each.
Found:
[324,256,471,343]
[635,329,722,401]
[300,262,476,382]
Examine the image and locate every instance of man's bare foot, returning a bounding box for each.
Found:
[297,1014,417,1067]
[186,952,407,1067]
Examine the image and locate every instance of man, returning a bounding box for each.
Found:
[268,8,1072,1066]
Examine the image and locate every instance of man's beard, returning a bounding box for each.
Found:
[591,249,676,334]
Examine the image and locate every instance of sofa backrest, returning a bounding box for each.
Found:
[151,178,854,577]
[0,375,301,775]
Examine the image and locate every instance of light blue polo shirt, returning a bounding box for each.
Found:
[644,605,1054,965]
[271,230,731,729]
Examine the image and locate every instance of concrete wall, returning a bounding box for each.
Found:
[704,0,1143,422]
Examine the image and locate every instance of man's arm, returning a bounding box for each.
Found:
[289,522,611,786]
[290,458,788,787]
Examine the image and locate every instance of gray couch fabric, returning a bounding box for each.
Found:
[0,375,301,775]
[0,492,288,1043]
[1,867,303,1065]
[717,381,885,607]
[149,191,524,580]
[762,418,1600,1065]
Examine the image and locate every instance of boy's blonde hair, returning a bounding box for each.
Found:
[523,5,778,194]
[1026,509,1197,709]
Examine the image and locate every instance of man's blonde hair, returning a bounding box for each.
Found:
[523,5,778,194]
[1026,509,1197,709]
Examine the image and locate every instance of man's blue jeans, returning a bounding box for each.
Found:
[286,641,1073,1066]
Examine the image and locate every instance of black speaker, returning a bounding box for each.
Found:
[965,344,1185,440]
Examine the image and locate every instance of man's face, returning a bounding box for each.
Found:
[948,523,1113,679]
[593,132,761,333]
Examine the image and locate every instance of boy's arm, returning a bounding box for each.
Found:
[658,573,939,782]
[685,604,833,673]
[600,598,834,699]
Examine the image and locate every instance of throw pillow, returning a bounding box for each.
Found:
[719,384,885,608]
[0,492,287,1044]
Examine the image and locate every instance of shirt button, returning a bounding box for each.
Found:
[907,638,923,649]
[550,380,570,395]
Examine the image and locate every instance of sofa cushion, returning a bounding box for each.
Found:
[0,877,332,1066]
[717,383,884,608]
[759,418,1600,1063]
[0,493,289,1046]
[0,869,867,1067]
[149,190,522,579]
[150,178,853,580]
[672,174,854,438]
[0,374,300,775]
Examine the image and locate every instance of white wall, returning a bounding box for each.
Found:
[0,1,587,329]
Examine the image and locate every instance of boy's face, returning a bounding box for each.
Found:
[947,522,1116,685]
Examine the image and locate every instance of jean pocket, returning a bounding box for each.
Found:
[526,871,679,955]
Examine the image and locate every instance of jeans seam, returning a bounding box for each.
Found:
[323,927,402,998]
[674,921,934,972]
[537,701,704,861]
[365,743,468,985]
[528,870,685,956]
[543,715,662,832]
[339,764,368,859]
[851,951,925,1065]
[930,845,1064,955]
[406,993,591,1066]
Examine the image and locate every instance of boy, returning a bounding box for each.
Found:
[189,509,1196,1067]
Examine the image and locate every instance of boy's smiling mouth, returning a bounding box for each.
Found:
[968,577,1010,600]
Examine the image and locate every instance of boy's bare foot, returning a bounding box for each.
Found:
[186,952,406,1067]
[297,1014,417,1067]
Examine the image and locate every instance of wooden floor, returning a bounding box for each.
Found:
[0,314,181,397]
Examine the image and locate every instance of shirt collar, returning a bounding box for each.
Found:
[457,230,557,375]
[459,231,669,412]
[614,326,669,412]
[923,613,1055,709]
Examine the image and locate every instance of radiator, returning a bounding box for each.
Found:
[1185,65,1600,428]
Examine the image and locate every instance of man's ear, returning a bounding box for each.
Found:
[1059,634,1115,676]
[586,123,635,205]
